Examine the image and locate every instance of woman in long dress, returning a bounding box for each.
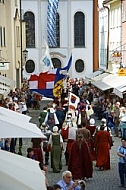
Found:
[94,124,111,170]
[48,126,63,173]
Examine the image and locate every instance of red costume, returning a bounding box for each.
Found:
[94,130,111,170]
[86,125,96,160]
[31,138,43,169]
[68,140,93,180]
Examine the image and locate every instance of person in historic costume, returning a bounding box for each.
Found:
[48,126,63,173]
[68,133,93,180]
[76,122,91,144]
[31,138,44,170]
[44,107,59,132]
[65,113,77,165]
[94,124,111,170]
[55,103,65,130]
[86,118,96,160]
[39,107,47,128]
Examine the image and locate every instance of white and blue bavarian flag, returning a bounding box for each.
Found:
[47,0,59,47]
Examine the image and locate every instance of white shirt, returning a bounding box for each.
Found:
[68,126,77,140]
[19,102,27,112]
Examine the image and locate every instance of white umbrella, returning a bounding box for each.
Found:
[0,106,31,122]
[0,115,46,138]
[0,149,47,190]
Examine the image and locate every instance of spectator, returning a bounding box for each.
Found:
[119,107,126,138]
[117,138,126,188]
[114,101,120,137]
[27,147,35,159]
[57,170,84,190]
[53,184,61,190]
[107,111,116,135]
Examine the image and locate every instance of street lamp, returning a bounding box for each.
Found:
[23,49,28,63]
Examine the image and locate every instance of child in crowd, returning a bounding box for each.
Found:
[27,147,35,159]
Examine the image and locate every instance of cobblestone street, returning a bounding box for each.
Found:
[17,100,122,190]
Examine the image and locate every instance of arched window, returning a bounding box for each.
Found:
[25,59,35,73]
[56,13,60,47]
[52,58,61,68]
[75,59,84,73]
[74,12,85,47]
[24,11,35,48]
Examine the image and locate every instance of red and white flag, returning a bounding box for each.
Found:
[69,92,80,110]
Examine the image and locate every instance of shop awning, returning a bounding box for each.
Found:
[85,69,104,80]
[113,85,126,98]
[91,72,110,82]
[0,75,15,96]
[92,80,112,91]
[102,74,126,88]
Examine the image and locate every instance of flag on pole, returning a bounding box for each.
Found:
[40,39,54,72]
[47,0,59,47]
[29,55,72,98]
[69,92,80,110]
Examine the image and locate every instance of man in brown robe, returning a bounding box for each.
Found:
[68,133,93,180]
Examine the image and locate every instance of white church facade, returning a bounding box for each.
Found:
[22,0,99,79]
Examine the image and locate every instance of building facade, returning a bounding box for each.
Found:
[0,0,23,89]
[22,0,99,79]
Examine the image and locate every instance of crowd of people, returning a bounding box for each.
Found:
[1,77,126,189]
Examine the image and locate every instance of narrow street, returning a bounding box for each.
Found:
[18,100,122,190]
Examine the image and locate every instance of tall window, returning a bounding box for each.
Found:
[16,26,20,47]
[0,0,4,3]
[0,26,6,47]
[74,12,85,47]
[24,11,35,48]
[56,13,60,47]
[75,59,84,73]
[0,27,2,47]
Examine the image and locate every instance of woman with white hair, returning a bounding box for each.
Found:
[48,126,63,173]
[119,107,126,138]
[57,170,85,190]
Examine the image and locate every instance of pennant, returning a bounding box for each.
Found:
[69,92,80,110]
[40,39,54,72]
[29,55,72,98]
[47,0,59,47]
